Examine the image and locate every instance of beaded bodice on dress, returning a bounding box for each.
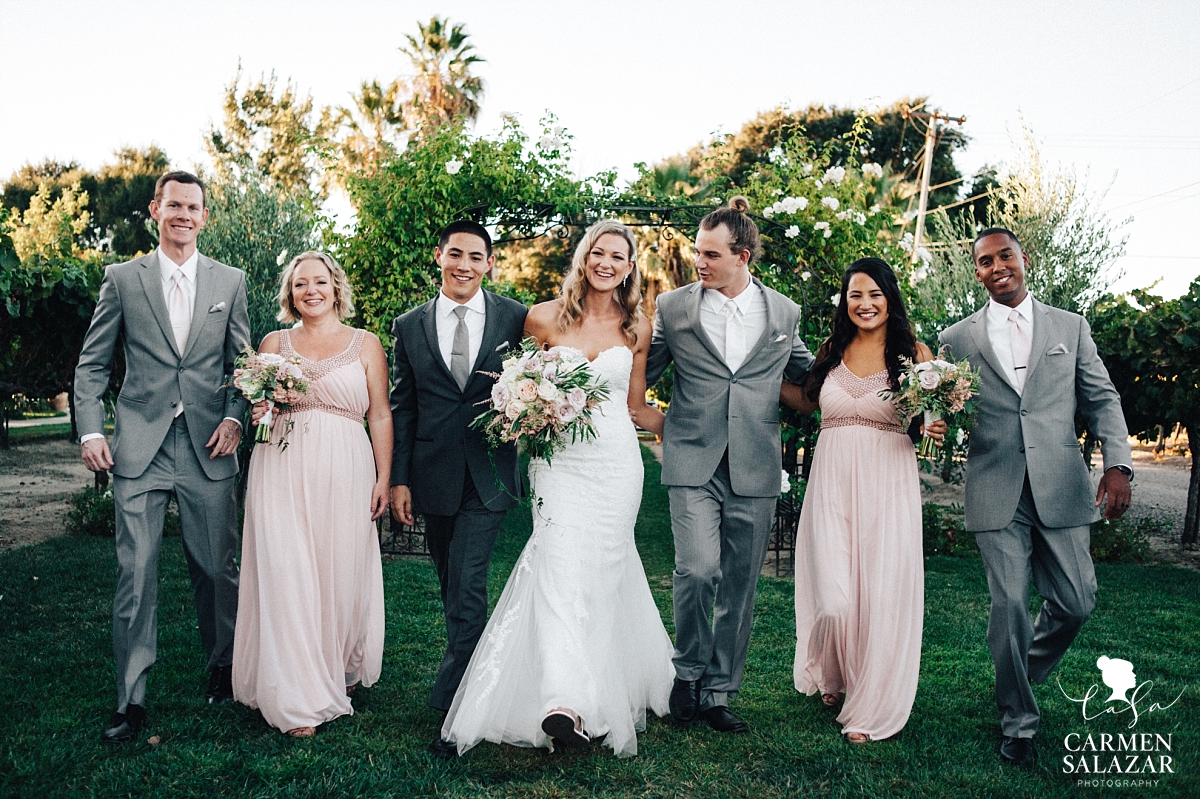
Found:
[819,361,906,434]
[279,328,368,422]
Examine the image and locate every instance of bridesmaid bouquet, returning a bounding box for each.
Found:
[880,353,981,458]
[229,346,311,448]
[471,339,610,465]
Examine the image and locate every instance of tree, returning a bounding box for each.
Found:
[1,147,169,257]
[199,165,321,348]
[400,16,485,131]
[332,79,410,179]
[651,99,969,211]
[2,180,91,261]
[918,129,1129,335]
[341,117,609,343]
[205,68,335,203]
[1092,283,1200,545]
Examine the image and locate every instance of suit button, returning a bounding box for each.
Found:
[1020,409,1028,416]
[731,378,739,384]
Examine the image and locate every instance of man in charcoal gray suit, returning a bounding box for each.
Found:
[389,220,528,759]
[645,198,814,734]
[939,227,1133,768]
[75,171,249,743]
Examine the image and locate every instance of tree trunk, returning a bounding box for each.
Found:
[1184,421,1199,546]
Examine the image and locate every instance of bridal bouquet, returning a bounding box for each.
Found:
[879,353,981,458]
[471,339,611,465]
[228,346,310,448]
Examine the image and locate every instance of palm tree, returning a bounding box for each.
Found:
[400,16,485,130]
[334,78,410,177]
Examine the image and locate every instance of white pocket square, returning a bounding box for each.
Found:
[495,340,510,352]
[773,334,787,343]
[1046,343,1070,356]
[208,302,226,313]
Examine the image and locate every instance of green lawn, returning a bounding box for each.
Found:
[1,448,1197,798]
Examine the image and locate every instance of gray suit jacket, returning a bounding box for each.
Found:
[646,277,814,497]
[389,290,529,515]
[939,298,1130,531]
[74,251,250,481]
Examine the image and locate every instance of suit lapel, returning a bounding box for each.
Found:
[181,255,218,361]
[734,277,776,375]
[467,291,506,390]
[686,283,729,370]
[138,252,181,359]
[967,306,1017,393]
[1024,298,1052,382]
[420,296,458,388]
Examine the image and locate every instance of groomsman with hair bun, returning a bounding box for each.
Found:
[939,227,1133,769]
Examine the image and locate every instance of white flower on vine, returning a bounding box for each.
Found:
[862,162,884,179]
[813,221,830,231]
[869,204,881,216]
[276,249,289,267]
[800,271,812,281]
[821,196,840,211]
[835,210,850,221]
[813,179,824,189]
[911,266,929,285]
[784,225,800,239]
[824,166,846,185]
[445,159,463,175]
[763,207,775,219]
[853,211,867,225]
[916,247,932,264]
[772,188,784,196]
[898,232,915,253]
[832,293,841,306]
[803,163,814,173]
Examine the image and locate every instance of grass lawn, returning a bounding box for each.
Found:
[1,447,1197,797]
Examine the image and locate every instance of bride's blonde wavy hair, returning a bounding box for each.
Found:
[557,219,643,345]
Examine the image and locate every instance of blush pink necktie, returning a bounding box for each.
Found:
[1009,308,1031,392]
[169,269,191,417]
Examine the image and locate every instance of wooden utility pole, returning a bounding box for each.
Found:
[903,106,966,262]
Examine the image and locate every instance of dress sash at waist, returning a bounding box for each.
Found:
[820,415,906,435]
[285,401,363,423]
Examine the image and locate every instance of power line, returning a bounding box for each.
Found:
[1107,180,1200,210]
[1097,77,1200,128]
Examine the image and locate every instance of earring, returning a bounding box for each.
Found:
[622,273,629,287]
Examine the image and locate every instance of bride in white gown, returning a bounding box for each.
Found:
[442,219,674,758]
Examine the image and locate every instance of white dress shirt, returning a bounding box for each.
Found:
[986,292,1034,393]
[159,246,199,314]
[435,288,486,371]
[700,280,767,370]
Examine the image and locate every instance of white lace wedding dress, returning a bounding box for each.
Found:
[442,345,674,757]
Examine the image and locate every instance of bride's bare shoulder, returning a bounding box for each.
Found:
[525,300,563,339]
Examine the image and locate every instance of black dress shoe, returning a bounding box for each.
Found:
[206,665,233,704]
[701,705,749,733]
[101,704,146,744]
[1000,736,1037,768]
[428,736,459,759]
[669,678,701,724]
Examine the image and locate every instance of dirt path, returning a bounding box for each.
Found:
[0,438,96,551]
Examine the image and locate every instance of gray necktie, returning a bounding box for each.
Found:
[451,305,470,390]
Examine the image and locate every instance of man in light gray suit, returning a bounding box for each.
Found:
[939,227,1132,768]
[646,197,814,733]
[75,171,250,743]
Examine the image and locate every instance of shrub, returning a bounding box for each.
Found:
[66,486,180,537]
[922,502,977,557]
[1089,514,1163,564]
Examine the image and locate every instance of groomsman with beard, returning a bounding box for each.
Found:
[646,197,814,733]
[389,220,528,758]
[939,227,1133,768]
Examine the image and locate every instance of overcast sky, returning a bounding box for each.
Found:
[1,0,1196,296]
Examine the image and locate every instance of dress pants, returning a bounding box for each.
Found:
[974,477,1097,738]
[111,414,239,712]
[668,454,776,710]
[423,473,506,711]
